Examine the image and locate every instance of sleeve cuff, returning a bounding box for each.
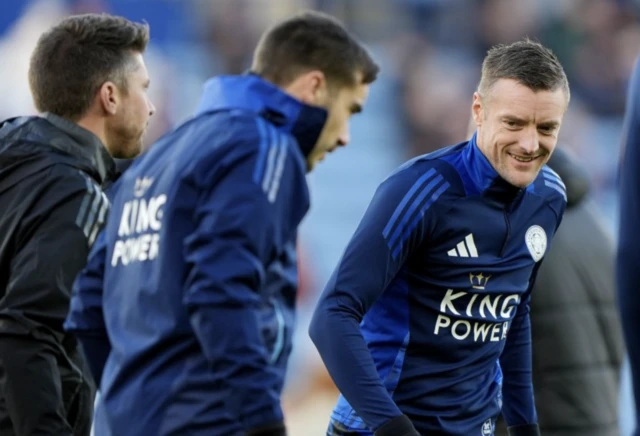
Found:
[508,424,540,436]
[374,414,419,436]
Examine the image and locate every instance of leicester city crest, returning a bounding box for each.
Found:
[525,225,547,262]
[481,419,493,436]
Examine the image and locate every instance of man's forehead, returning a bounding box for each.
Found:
[130,56,150,79]
[489,86,566,119]
[489,79,567,103]
[127,52,146,71]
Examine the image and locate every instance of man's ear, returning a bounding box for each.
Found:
[284,70,328,106]
[98,81,119,116]
[471,91,484,127]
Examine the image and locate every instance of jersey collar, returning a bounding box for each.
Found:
[464,132,521,201]
[43,112,117,184]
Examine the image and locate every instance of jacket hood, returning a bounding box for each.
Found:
[0,116,115,195]
[194,74,328,159]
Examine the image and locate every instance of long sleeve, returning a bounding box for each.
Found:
[0,171,107,330]
[0,171,106,436]
[309,166,448,433]
[499,295,535,425]
[64,229,111,384]
[500,262,541,428]
[182,136,307,432]
[617,55,640,433]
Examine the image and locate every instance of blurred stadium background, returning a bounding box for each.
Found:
[1,0,638,434]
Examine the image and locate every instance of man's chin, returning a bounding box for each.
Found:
[112,143,143,160]
[305,159,316,173]
[506,170,540,189]
[306,153,326,173]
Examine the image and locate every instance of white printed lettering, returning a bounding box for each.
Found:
[440,289,467,315]
[473,322,492,342]
[490,323,502,342]
[479,294,501,319]
[434,314,451,335]
[111,193,167,266]
[451,320,471,340]
[500,295,520,318]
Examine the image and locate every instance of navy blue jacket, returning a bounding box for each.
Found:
[310,134,566,435]
[64,75,327,435]
[617,56,640,436]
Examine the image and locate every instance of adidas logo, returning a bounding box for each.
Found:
[447,233,478,258]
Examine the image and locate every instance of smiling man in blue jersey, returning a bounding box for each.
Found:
[309,39,570,436]
[64,11,379,436]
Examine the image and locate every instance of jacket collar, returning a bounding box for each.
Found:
[43,112,117,184]
[464,132,521,201]
[194,74,328,158]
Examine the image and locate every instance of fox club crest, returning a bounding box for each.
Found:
[525,225,547,262]
[482,419,493,436]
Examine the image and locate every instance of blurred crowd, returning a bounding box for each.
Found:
[0,0,638,434]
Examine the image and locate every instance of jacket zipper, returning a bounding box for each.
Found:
[500,189,523,257]
[500,206,511,257]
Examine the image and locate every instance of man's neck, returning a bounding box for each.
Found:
[75,115,109,150]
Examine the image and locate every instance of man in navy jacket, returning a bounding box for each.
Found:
[64,11,378,436]
[310,39,570,436]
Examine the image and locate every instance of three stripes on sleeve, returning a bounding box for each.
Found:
[75,172,110,248]
[541,166,567,202]
[383,168,450,259]
[381,164,565,261]
[253,118,290,204]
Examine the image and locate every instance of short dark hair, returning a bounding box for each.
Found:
[478,38,569,101]
[251,10,379,88]
[29,13,150,120]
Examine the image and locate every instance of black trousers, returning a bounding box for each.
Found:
[0,327,95,436]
